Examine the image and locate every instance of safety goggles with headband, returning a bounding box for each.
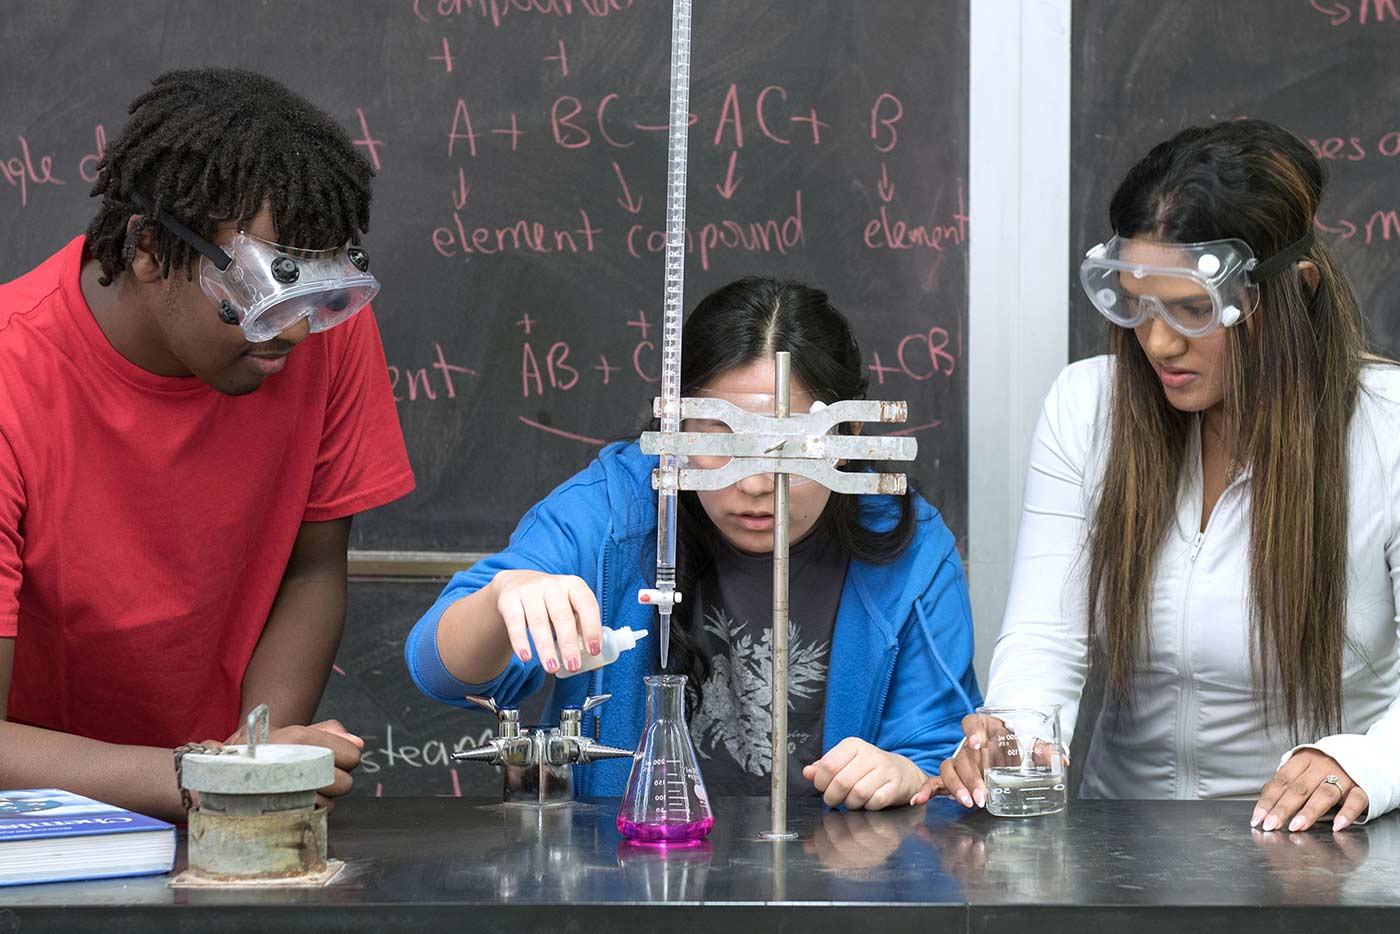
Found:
[1079,231,1314,338]
[130,194,380,343]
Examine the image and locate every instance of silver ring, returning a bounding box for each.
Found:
[1324,774,1342,787]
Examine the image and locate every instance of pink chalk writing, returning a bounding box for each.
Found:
[448,98,480,157]
[715,150,742,200]
[430,36,454,72]
[756,86,791,145]
[518,416,606,445]
[612,161,643,213]
[625,190,805,271]
[594,355,622,384]
[596,94,635,148]
[1310,0,1400,25]
[492,113,526,150]
[551,96,591,148]
[712,84,824,148]
[545,87,824,152]
[791,107,829,145]
[353,108,384,171]
[452,168,470,211]
[412,0,635,29]
[864,179,967,252]
[877,162,894,203]
[866,328,957,384]
[1310,136,1367,162]
[387,343,478,403]
[1315,208,1400,245]
[433,207,601,257]
[1,135,64,207]
[870,93,903,153]
[545,39,569,76]
[715,84,745,148]
[521,341,580,396]
[78,124,107,184]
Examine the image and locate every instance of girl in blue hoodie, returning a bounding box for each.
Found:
[406,277,980,809]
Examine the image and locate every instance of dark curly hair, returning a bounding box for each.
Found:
[86,68,374,286]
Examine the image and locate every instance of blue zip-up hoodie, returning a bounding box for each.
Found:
[406,442,981,796]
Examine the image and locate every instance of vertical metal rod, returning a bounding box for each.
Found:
[767,351,795,839]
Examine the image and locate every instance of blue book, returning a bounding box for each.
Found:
[0,789,175,886]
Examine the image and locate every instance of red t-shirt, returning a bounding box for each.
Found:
[0,237,415,747]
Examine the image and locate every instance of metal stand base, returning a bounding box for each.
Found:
[758,830,800,841]
[171,860,345,888]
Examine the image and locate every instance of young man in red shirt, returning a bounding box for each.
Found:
[0,69,415,820]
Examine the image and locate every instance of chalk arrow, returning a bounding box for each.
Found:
[612,161,643,214]
[715,150,742,200]
[452,167,470,211]
[1309,0,1350,25]
[878,162,895,203]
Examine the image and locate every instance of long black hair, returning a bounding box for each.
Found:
[660,277,918,715]
[86,68,374,286]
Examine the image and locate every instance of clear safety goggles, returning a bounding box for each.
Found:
[132,194,379,343]
[681,391,837,487]
[1079,232,1313,338]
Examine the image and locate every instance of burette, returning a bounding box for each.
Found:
[637,0,691,668]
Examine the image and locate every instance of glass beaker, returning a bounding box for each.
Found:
[617,675,713,844]
[977,705,1067,818]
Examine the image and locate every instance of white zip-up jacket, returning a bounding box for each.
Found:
[985,355,1400,821]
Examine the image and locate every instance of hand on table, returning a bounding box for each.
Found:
[910,713,1068,809]
[1252,749,1368,833]
[801,737,926,810]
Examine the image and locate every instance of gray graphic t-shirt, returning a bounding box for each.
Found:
[687,530,849,796]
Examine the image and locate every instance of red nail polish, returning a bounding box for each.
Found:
[588,640,602,656]
[544,658,559,673]
[517,648,531,661]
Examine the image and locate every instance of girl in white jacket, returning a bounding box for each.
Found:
[916,120,1400,833]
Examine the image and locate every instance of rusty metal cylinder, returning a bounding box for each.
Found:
[187,805,329,879]
[180,741,334,881]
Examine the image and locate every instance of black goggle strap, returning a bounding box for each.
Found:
[1248,230,1314,285]
[127,192,233,272]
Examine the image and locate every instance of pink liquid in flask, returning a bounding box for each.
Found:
[616,816,714,845]
[617,675,714,845]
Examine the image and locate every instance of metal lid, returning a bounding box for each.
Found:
[181,744,334,795]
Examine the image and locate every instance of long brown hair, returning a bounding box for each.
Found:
[1085,120,1369,741]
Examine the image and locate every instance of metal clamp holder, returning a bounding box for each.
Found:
[642,352,915,840]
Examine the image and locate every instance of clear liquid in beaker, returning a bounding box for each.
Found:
[985,767,1067,817]
[617,675,713,845]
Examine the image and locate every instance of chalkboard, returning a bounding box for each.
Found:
[0,1,970,557]
[311,580,550,797]
[1071,0,1400,362]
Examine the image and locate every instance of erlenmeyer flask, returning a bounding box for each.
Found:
[617,675,713,844]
